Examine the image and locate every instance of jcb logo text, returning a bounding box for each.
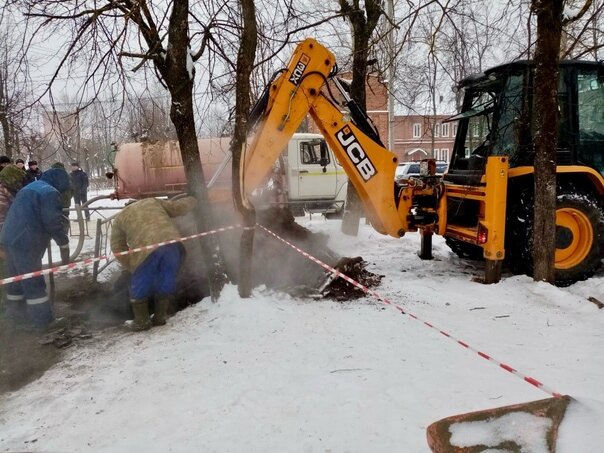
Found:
[336,126,377,182]
[289,54,310,86]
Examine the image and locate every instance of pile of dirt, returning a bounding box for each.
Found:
[321,256,383,301]
[255,207,383,300]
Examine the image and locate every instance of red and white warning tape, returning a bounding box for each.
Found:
[0,225,240,286]
[257,224,563,399]
[3,218,564,398]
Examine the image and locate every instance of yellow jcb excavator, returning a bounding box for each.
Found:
[240,38,604,286]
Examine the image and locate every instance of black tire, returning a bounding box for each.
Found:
[505,186,534,276]
[506,187,603,286]
[445,237,484,260]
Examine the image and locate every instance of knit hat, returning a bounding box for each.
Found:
[15,158,24,164]
[28,160,38,166]
[0,156,11,165]
[0,164,26,193]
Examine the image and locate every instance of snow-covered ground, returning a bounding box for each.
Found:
[1,217,603,452]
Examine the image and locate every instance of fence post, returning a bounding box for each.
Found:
[92,218,102,283]
[47,242,55,304]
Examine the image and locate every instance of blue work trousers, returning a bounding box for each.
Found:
[4,245,53,327]
[130,244,183,300]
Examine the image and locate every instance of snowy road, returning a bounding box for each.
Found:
[1,218,603,452]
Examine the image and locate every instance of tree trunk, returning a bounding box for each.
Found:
[531,0,564,283]
[163,0,227,300]
[231,0,257,298]
[0,71,12,158]
[339,0,382,236]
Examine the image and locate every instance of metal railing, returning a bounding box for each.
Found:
[91,210,119,283]
[42,194,125,285]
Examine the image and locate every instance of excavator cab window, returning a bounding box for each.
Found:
[463,93,494,158]
[491,72,528,162]
[447,67,534,180]
[576,68,604,176]
[446,82,499,179]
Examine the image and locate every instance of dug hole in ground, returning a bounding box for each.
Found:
[0,207,603,452]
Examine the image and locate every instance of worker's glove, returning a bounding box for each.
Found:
[60,247,70,266]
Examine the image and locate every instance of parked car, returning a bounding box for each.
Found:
[395,161,448,183]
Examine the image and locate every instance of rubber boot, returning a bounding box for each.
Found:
[152,295,173,326]
[4,298,28,327]
[26,300,68,333]
[125,299,151,332]
[27,299,54,330]
[45,317,68,333]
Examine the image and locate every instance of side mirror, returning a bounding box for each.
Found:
[105,171,114,180]
[319,157,329,168]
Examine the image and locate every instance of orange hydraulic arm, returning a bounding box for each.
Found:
[242,38,418,237]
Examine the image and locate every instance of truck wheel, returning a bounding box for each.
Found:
[445,237,484,260]
[506,189,603,285]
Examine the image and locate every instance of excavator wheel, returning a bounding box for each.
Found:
[554,192,603,285]
[445,237,484,261]
[506,187,603,286]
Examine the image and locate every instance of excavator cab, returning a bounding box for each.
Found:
[445,60,604,285]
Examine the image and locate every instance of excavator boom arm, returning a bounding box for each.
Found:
[243,38,410,237]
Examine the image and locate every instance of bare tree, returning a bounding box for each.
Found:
[561,0,604,58]
[230,0,257,298]
[20,0,233,298]
[531,0,565,283]
[125,91,176,143]
[338,0,383,236]
[531,0,593,283]
[0,9,32,158]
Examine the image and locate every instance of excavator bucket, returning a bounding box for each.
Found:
[426,396,571,452]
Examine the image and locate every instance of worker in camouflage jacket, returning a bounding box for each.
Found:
[110,196,196,331]
[0,164,26,229]
[0,168,71,330]
[0,164,26,314]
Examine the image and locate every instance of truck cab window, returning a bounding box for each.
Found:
[300,140,331,165]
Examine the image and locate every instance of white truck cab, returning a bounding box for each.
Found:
[282,133,348,213]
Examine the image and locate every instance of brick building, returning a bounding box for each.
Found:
[307,72,456,163]
[393,115,457,162]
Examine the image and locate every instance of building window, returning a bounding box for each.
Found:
[434,123,440,138]
[433,149,439,160]
[441,123,449,137]
[441,148,449,161]
[452,123,458,137]
[413,123,421,138]
[472,123,480,138]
